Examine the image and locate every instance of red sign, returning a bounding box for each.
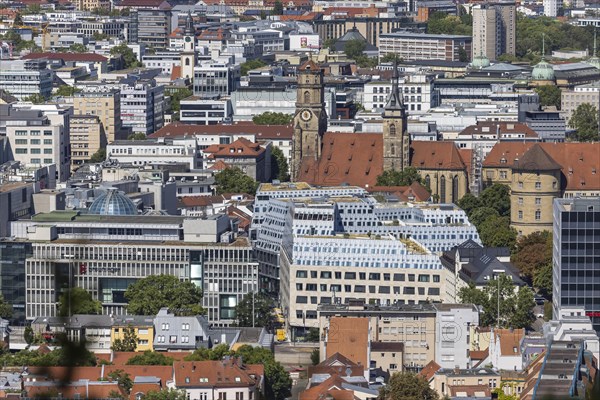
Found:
[585,312,600,317]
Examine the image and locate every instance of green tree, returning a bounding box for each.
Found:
[24,93,47,104]
[458,45,469,62]
[479,184,511,217]
[24,326,34,345]
[271,0,283,15]
[456,193,482,216]
[126,351,174,366]
[13,12,23,26]
[305,327,320,342]
[69,43,88,53]
[323,38,337,51]
[427,13,472,36]
[468,207,500,227]
[509,286,535,329]
[252,111,292,125]
[55,85,80,97]
[478,215,517,248]
[108,369,133,394]
[127,132,147,140]
[124,274,204,316]
[240,59,266,76]
[534,85,561,109]
[265,361,292,400]
[111,325,139,352]
[92,31,110,41]
[310,348,320,365]
[381,53,402,63]
[110,43,140,69]
[143,389,188,400]
[344,39,366,60]
[234,292,273,328]
[355,56,378,68]
[58,287,102,317]
[378,371,439,400]
[215,167,259,195]
[0,294,13,319]
[270,146,290,182]
[185,344,232,361]
[170,87,193,118]
[569,103,599,142]
[90,148,106,163]
[376,167,423,186]
[512,231,552,281]
[534,262,553,298]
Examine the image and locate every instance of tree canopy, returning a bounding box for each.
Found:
[142,389,188,400]
[128,132,147,140]
[240,59,266,76]
[69,43,88,53]
[534,85,561,109]
[215,167,259,195]
[170,88,193,120]
[0,338,97,367]
[90,148,106,163]
[459,275,535,328]
[343,39,378,67]
[126,351,174,366]
[110,44,140,69]
[381,53,403,63]
[271,0,283,15]
[569,103,599,142]
[124,274,204,316]
[58,287,102,317]
[512,231,552,281]
[270,146,290,182]
[234,292,274,328]
[375,167,424,187]
[0,294,13,319]
[427,11,472,36]
[108,369,133,394]
[55,85,81,97]
[252,111,292,125]
[378,372,439,400]
[24,93,47,104]
[456,184,516,248]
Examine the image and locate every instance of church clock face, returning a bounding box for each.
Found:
[185,36,192,42]
[300,110,312,121]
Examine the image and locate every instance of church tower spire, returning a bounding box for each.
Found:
[180,11,196,82]
[382,60,409,171]
[291,60,327,181]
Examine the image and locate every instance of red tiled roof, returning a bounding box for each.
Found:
[104,365,174,387]
[204,137,265,158]
[27,366,101,382]
[179,195,225,207]
[210,160,230,171]
[150,122,293,140]
[419,360,441,381]
[448,384,492,397]
[470,349,489,360]
[299,374,354,400]
[298,132,383,188]
[173,359,262,388]
[496,328,524,357]
[22,52,108,62]
[171,65,181,81]
[483,142,600,191]
[458,121,539,138]
[130,383,161,400]
[367,182,431,202]
[324,318,369,368]
[110,351,191,365]
[279,13,319,21]
[411,141,466,171]
[26,381,125,399]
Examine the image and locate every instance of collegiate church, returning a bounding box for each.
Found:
[292,60,470,204]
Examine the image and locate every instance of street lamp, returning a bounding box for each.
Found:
[493,269,504,329]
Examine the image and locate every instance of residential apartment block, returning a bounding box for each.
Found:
[472,1,516,60]
[561,82,600,126]
[379,32,472,62]
[70,88,123,143]
[70,115,107,169]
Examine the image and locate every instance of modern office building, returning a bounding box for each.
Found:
[70,88,123,143]
[5,104,72,182]
[552,197,600,334]
[70,115,107,169]
[120,77,165,136]
[561,82,600,126]
[378,32,472,62]
[179,97,233,125]
[136,8,173,50]
[10,195,258,326]
[543,0,561,17]
[0,60,53,100]
[363,73,436,114]
[77,20,126,38]
[193,61,240,99]
[472,2,516,60]
[0,241,32,323]
[106,138,200,169]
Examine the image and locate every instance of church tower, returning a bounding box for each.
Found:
[382,61,409,171]
[291,60,327,181]
[180,11,195,81]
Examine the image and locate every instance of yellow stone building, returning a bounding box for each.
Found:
[111,315,155,352]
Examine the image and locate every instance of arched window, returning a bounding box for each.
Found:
[390,143,395,155]
[304,91,311,103]
[185,58,190,66]
[440,175,446,203]
[425,175,430,189]
[452,175,459,203]
[389,124,396,136]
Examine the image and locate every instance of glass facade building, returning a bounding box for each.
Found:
[0,241,32,323]
[553,197,600,333]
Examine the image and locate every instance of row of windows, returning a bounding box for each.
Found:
[14,130,53,136]
[295,286,440,302]
[14,148,53,154]
[295,270,440,282]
